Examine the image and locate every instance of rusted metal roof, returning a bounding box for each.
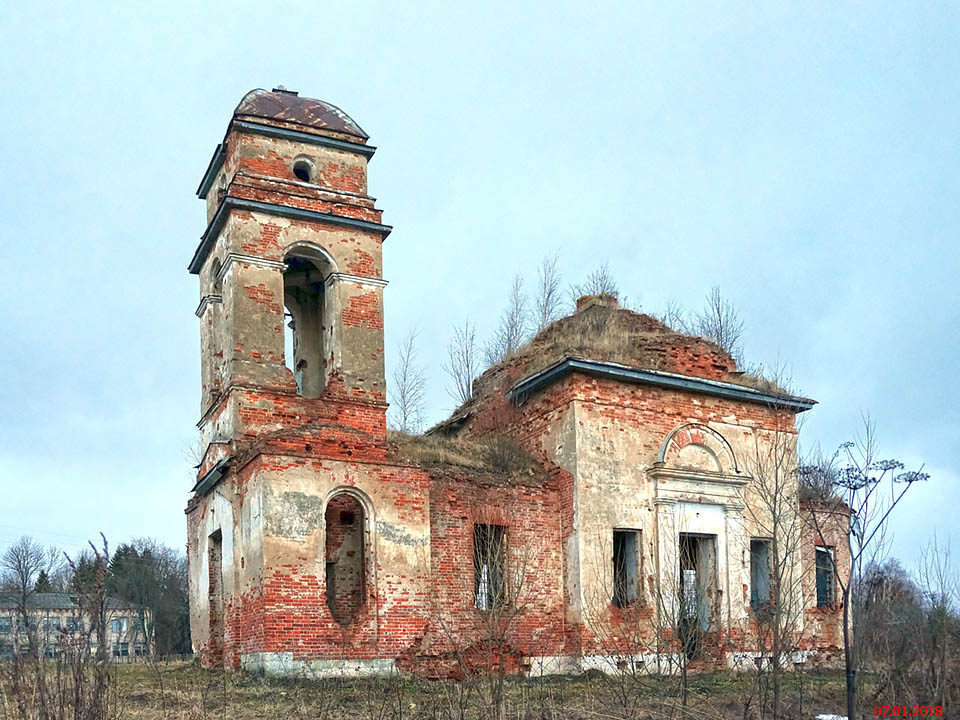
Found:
[506,357,817,412]
[234,88,368,140]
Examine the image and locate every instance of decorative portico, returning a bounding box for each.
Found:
[648,423,749,646]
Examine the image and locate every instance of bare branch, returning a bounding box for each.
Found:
[533,253,563,331]
[443,317,480,406]
[692,285,744,362]
[484,274,530,365]
[388,324,428,433]
[568,262,620,308]
[656,298,691,333]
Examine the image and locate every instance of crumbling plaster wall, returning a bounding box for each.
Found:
[491,376,584,658]
[187,462,266,667]
[253,456,431,663]
[561,373,806,654]
[195,209,387,448]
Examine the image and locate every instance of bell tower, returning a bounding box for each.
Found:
[185,89,424,673]
[190,87,391,459]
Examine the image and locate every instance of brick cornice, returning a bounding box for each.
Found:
[188,197,393,275]
[196,382,388,428]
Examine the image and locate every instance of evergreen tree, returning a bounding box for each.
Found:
[34,570,53,593]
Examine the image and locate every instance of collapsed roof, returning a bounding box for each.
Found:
[434,294,814,434]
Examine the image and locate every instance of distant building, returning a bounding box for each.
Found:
[0,593,149,660]
[185,88,850,676]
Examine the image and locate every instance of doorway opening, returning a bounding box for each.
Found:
[678,533,716,660]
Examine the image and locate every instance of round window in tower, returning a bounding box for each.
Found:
[292,157,314,183]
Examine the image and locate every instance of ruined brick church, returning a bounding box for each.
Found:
[186,88,848,676]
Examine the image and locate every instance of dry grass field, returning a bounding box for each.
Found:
[98,661,848,720]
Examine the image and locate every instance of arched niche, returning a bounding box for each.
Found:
[282,243,338,398]
[323,487,374,627]
[657,423,739,476]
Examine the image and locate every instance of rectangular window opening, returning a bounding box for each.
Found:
[474,524,506,610]
[816,546,835,608]
[613,529,641,607]
[750,539,772,609]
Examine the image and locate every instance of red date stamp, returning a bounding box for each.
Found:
[874,707,943,717]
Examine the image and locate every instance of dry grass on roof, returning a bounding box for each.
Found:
[506,303,685,379]
[725,371,787,395]
[478,301,795,399]
[388,430,540,476]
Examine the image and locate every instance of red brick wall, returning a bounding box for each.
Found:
[233,133,369,197]
[253,461,432,662]
[799,502,850,656]
[406,470,567,675]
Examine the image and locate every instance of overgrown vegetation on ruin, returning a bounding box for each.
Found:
[388,431,539,476]
[426,260,799,429]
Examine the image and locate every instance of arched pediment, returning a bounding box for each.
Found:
[658,423,739,475]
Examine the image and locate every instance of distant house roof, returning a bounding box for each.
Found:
[0,593,134,612]
[234,88,369,140]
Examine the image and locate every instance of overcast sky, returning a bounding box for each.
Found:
[1,1,957,574]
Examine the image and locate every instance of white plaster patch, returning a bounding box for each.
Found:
[242,652,396,677]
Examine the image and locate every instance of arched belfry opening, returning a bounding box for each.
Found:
[324,492,367,626]
[282,245,336,398]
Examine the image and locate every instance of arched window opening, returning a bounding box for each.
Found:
[211,258,222,295]
[324,494,366,626]
[282,247,334,398]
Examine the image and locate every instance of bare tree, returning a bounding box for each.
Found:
[802,417,929,720]
[0,534,118,720]
[533,253,563,331]
[107,538,190,657]
[740,385,811,720]
[484,274,530,365]
[183,435,205,477]
[657,298,691,333]
[388,324,428,433]
[428,526,536,720]
[580,529,676,718]
[2,537,48,600]
[913,536,958,708]
[852,540,960,711]
[0,535,50,718]
[443,318,480,406]
[568,262,620,307]
[692,285,745,362]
